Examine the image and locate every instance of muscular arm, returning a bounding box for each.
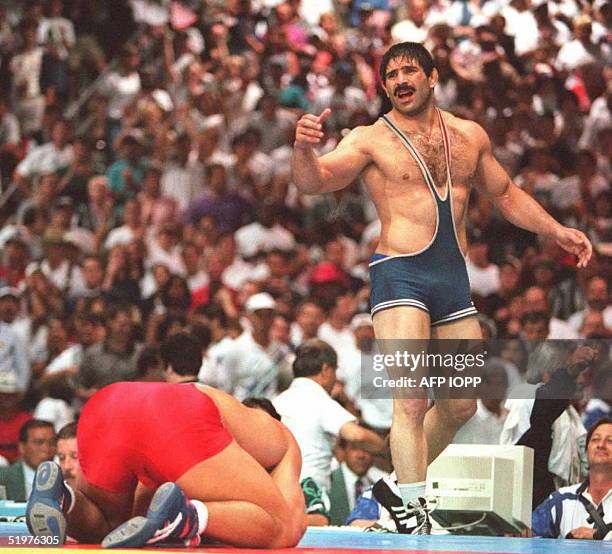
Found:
[269,426,306,514]
[291,109,371,195]
[472,122,592,267]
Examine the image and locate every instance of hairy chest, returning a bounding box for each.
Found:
[376,127,477,190]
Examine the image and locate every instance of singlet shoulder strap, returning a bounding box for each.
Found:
[380,113,449,202]
[436,108,452,187]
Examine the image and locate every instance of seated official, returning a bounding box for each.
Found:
[0,419,56,501]
[533,417,612,539]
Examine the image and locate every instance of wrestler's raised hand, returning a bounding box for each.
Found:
[294,108,331,148]
[554,226,593,268]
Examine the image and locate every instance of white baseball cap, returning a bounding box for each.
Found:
[351,313,373,330]
[245,292,277,313]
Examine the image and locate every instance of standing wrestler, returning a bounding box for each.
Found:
[292,42,591,534]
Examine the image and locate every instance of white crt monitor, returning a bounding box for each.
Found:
[426,444,534,535]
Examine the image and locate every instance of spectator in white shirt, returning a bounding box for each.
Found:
[556,16,612,72]
[10,20,45,135]
[290,300,325,350]
[466,237,500,298]
[160,133,204,213]
[217,292,291,399]
[14,119,73,195]
[453,359,509,445]
[273,339,385,498]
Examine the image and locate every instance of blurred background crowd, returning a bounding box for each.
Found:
[0,0,610,524]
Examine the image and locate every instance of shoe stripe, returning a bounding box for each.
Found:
[147,513,183,545]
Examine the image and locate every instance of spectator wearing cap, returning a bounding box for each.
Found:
[310,261,351,308]
[0,419,56,501]
[0,288,31,393]
[29,228,85,295]
[47,196,95,260]
[216,292,292,400]
[13,119,73,195]
[338,313,393,434]
[0,367,32,465]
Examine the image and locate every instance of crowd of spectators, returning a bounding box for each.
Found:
[0,0,610,536]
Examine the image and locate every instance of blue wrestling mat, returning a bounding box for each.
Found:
[2,504,612,553]
[2,521,612,552]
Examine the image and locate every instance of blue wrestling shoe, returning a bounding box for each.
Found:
[26,461,72,544]
[101,482,200,549]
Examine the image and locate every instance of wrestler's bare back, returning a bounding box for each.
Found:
[345,110,481,256]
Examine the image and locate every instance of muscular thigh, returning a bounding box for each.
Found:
[373,306,431,340]
[198,386,287,470]
[176,441,289,517]
[431,315,482,339]
[431,316,480,418]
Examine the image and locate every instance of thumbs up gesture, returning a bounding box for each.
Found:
[294,108,332,149]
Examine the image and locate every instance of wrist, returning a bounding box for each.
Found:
[293,141,312,151]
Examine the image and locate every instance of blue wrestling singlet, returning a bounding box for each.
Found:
[369,109,478,327]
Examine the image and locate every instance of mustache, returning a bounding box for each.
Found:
[394,84,415,96]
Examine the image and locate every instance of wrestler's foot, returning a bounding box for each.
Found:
[26,461,72,544]
[406,497,432,535]
[372,478,432,535]
[101,482,201,549]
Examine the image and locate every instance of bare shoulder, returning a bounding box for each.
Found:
[441,111,490,151]
[337,123,379,153]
